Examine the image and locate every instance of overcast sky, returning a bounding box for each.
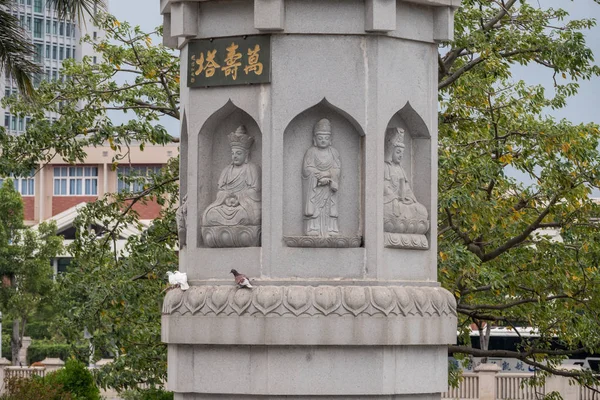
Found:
[108,0,600,126]
[108,1,600,195]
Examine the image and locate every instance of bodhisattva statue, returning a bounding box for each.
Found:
[176,194,187,248]
[201,126,261,247]
[384,127,429,249]
[302,118,341,237]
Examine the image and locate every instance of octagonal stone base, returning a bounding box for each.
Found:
[168,345,448,398]
[163,285,456,398]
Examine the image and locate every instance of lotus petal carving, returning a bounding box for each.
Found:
[283,286,313,316]
[253,286,283,315]
[184,286,208,314]
[162,288,184,314]
[231,288,253,315]
[207,286,232,314]
[370,287,395,315]
[410,287,430,316]
[392,286,412,316]
[342,287,369,316]
[440,288,457,315]
[313,286,341,315]
[430,288,445,315]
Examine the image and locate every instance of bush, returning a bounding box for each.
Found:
[25,322,52,340]
[27,341,88,364]
[44,359,100,400]
[0,376,73,400]
[121,388,174,400]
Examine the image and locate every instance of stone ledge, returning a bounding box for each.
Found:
[162,314,456,345]
[162,285,457,345]
[162,285,456,318]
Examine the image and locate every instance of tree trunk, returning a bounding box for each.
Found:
[11,318,21,366]
[479,323,491,364]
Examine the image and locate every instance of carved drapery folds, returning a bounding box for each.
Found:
[282,101,363,248]
[197,105,263,248]
[384,103,432,250]
[162,285,456,317]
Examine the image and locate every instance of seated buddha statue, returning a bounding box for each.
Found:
[201,126,261,247]
[383,127,429,237]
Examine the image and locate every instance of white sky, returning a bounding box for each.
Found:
[108,0,599,125]
[108,1,600,195]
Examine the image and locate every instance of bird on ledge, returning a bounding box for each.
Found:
[165,271,189,291]
[231,269,253,288]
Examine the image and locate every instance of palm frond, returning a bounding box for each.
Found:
[46,0,105,23]
[0,3,40,99]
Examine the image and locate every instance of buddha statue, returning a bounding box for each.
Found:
[384,127,429,247]
[201,126,261,247]
[302,118,341,237]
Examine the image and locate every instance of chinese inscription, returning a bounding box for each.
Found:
[188,36,271,87]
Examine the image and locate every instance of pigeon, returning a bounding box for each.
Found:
[166,271,189,291]
[231,269,253,289]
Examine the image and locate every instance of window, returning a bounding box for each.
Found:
[66,48,71,59]
[52,45,57,59]
[45,44,50,58]
[4,114,9,128]
[34,0,42,13]
[53,166,98,196]
[4,88,10,97]
[66,23,70,37]
[59,22,64,35]
[46,20,51,34]
[0,170,35,196]
[52,70,57,81]
[26,17,31,31]
[34,18,42,38]
[118,165,162,193]
[93,31,97,40]
[92,56,97,64]
[59,47,64,60]
[57,258,71,273]
[34,43,43,62]
[18,117,24,131]
[11,116,17,131]
[52,21,57,34]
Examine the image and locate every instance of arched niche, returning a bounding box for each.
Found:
[180,110,188,199]
[384,102,431,249]
[282,99,364,242]
[196,100,263,247]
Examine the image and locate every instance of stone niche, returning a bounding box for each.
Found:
[196,101,263,248]
[282,100,364,248]
[384,102,432,249]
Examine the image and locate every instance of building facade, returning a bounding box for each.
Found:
[0,144,178,225]
[1,0,104,134]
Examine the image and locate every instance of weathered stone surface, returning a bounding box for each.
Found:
[162,0,459,396]
[167,345,450,396]
[162,286,457,346]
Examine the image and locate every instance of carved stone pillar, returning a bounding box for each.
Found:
[161,0,460,398]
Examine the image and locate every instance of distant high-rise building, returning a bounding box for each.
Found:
[0,1,178,230]
[1,0,105,134]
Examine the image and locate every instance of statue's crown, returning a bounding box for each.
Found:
[313,118,332,136]
[386,127,405,147]
[228,126,254,149]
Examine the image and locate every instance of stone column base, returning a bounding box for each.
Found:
[168,345,448,397]
[176,393,442,399]
[163,285,456,398]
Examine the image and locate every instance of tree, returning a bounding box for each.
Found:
[0,0,104,97]
[1,1,600,390]
[437,0,600,384]
[0,180,62,365]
